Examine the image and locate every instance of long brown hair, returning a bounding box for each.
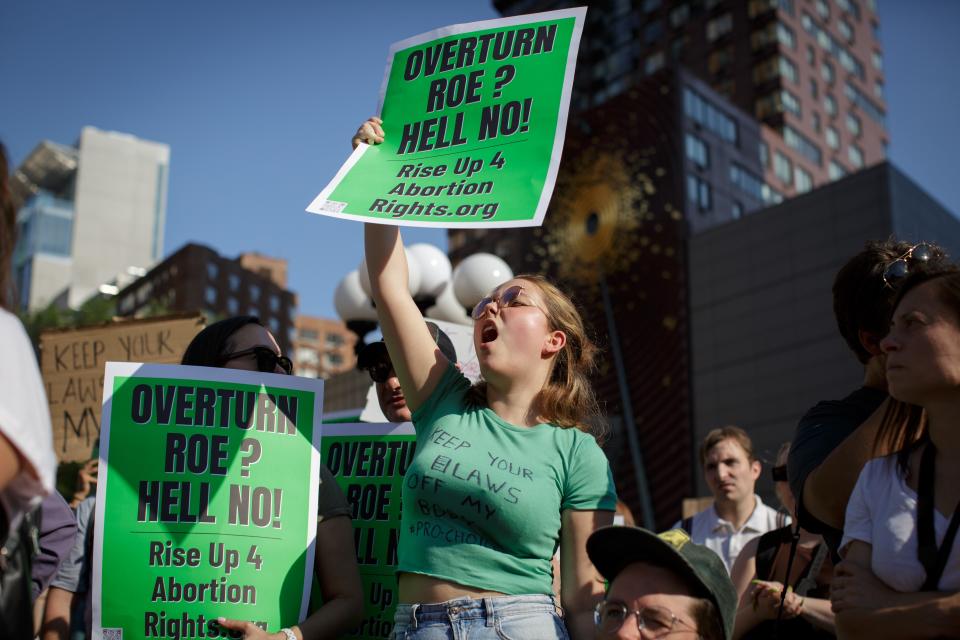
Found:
[874,267,960,473]
[0,142,15,310]
[468,274,605,440]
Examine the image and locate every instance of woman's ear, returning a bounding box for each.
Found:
[858,329,884,356]
[542,330,566,357]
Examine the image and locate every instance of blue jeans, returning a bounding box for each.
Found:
[390,594,569,640]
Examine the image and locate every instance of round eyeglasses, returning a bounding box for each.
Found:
[594,601,698,638]
[471,285,539,320]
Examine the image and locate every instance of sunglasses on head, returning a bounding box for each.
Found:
[365,361,396,384]
[220,346,293,375]
[471,285,535,320]
[883,243,935,288]
[771,465,788,482]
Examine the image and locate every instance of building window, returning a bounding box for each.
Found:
[812,112,821,132]
[748,0,776,18]
[777,22,796,49]
[644,20,664,44]
[759,141,769,167]
[685,133,710,168]
[250,284,260,301]
[774,151,792,185]
[846,113,862,137]
[299,328,319,340]
[778,56,799,83]
[643,0,661,12]
[270,295,280,311]
[845,81,886,125]
[669,4,690,28]
[826,126,840,149]
[670,36,688,59]
[683,88,738,143]
[824,94,837,116]
[228,273,240,291]
[839,20,854,43]
[268,317,280,333]
[829,161,847,180]
[326,333,345,347]
[780,89,802,117]
[686,174,712,212]
[323,353,345,368]
[645,51,665,75]
[821,61,834,84]
[206,263,218,280]
[816,0,829,20]
[205,286,217,305]
[779,0,795,15]
[227,296,239,315]
[732,201,744,220]
[848,144,864,168]
[794,166,813,193]
[730,164,766,200]
[874,81,884,100]
[806,45,815,65]
[706,13,733,42]
[809,79,818,99]
[708,46,734,75]
[784,125,823,166]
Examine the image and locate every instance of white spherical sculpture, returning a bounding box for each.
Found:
[408,243,452,298]
[451,253,514,309]
[334,270,378,322]
[358,248,423,298]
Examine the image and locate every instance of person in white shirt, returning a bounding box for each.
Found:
[832,265,960,638]
[675,426,786,574]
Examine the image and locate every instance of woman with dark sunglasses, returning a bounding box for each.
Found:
[357,118,616,640]
[181,316,363,640]
[729,442,836,639]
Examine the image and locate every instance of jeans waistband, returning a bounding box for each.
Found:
[395,594,558,627]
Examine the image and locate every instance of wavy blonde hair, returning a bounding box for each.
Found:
[468,274,605,440]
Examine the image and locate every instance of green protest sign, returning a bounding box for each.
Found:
[319,423,416,639]
[92,363,324,639]
[307,8,586,228]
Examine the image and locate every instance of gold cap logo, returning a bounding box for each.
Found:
[659,529,690,551]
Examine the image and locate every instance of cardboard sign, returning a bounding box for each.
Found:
[93,362,324,639]
[308,8,586,228]
[40,314,204,461]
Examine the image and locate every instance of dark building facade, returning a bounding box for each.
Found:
[115,243,298,355]
[688,162,960,500]
[450,69,768,527]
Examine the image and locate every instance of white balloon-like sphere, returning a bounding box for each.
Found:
[425,281,471,325]
[334,270,378,322]
[359,249,423,298]
[408,243,452,298]
[452,253,514,308]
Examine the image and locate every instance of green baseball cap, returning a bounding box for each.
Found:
[587,526,736,640]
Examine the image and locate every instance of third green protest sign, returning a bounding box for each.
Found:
[308,8,586,228]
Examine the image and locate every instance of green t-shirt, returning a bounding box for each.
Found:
[400,364,617,595]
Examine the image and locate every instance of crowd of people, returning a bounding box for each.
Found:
[2,115,960,640]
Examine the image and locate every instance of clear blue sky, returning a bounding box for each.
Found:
[2,1,957,319]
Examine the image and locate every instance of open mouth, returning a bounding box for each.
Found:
[480,321,499,344]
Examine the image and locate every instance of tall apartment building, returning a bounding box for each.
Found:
[495,0,886,197]
[114,243,298,355]
[292,316,356,379]
[11,127,169,310]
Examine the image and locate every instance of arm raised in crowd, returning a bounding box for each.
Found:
[832,541,960,638]
[360,118,449,413]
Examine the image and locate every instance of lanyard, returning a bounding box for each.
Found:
[916,442,960,591]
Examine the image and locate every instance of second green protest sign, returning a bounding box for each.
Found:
[93,363,324,639]
[308,8,586,228]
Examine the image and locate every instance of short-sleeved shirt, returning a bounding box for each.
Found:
[400,364,617,595]
[317,464,351,522]
[51,497,96,593]
[788,386,887,555]
[31,491,77,599]
[672,495,786,574]
[842,455,960,591]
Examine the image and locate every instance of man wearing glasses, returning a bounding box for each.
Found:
[587,526,735,639]
[787,240,947,558]
[357,321,458,422]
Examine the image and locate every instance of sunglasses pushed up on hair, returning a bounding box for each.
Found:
[882,243,935,288]
[219,346,293,375]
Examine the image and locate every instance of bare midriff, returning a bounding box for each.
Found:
[399,573,506,604]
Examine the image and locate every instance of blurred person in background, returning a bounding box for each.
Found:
[788,240,949,559]
[0,141,58,638]
[730,442,835,639]
[832,267,960,638]
[676,427,786,574]
[182,316,364,640]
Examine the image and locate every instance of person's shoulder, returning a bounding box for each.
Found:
[800,387,887,423]
[0,309,32,351]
